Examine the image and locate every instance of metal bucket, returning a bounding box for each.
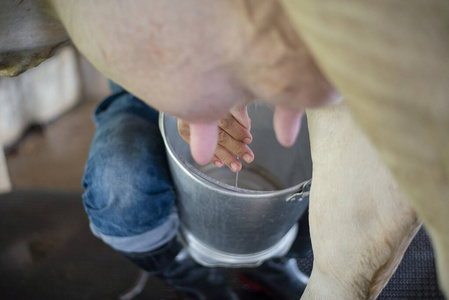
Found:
[159,103,312,267]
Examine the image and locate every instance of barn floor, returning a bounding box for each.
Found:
[2,97,446,300]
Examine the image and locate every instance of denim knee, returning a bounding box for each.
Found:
[83,161,175,237]
[82,93,175,237]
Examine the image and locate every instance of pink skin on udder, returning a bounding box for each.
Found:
[189,122,219,165]
[273,106,303,148]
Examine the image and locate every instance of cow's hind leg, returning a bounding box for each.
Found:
[303,104,421,299]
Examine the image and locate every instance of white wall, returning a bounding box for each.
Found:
[0,141,11,194]
[0,46,83,192]
[0,47,82,147]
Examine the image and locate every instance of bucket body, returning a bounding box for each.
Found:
[160,103,312,267]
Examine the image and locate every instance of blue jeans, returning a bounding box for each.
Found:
[82,82,179,253]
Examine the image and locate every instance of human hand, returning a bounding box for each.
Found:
[178,105,254,172]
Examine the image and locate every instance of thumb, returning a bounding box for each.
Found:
[273,106,304,147]
[189,121,219,165]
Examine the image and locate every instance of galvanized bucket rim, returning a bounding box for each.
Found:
[159,113,308,199]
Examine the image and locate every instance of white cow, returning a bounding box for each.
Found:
[1,1,447,299]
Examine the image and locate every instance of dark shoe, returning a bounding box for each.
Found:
[161,249,238,300]
[238,258,308,300]
[122,239,238,300]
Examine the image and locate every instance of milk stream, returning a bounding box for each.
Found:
[235,156,240,187]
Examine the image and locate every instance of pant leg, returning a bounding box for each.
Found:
[82,82,178,253]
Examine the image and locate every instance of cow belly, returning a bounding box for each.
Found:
[0,0,69,77]
[280,1,449,297]
[304,103,421,299]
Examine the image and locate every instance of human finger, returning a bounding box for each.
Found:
[214,144,243,173]
[230,104,251,130]
[178,119,191,143]
[217,128,254,164]
[218,113,253,145]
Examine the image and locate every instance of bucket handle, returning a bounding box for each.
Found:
[285,179,312,203]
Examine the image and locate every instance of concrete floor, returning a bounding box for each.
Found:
[5,98,99,192]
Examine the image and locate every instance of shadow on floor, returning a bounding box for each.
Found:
[0,190,445,300]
